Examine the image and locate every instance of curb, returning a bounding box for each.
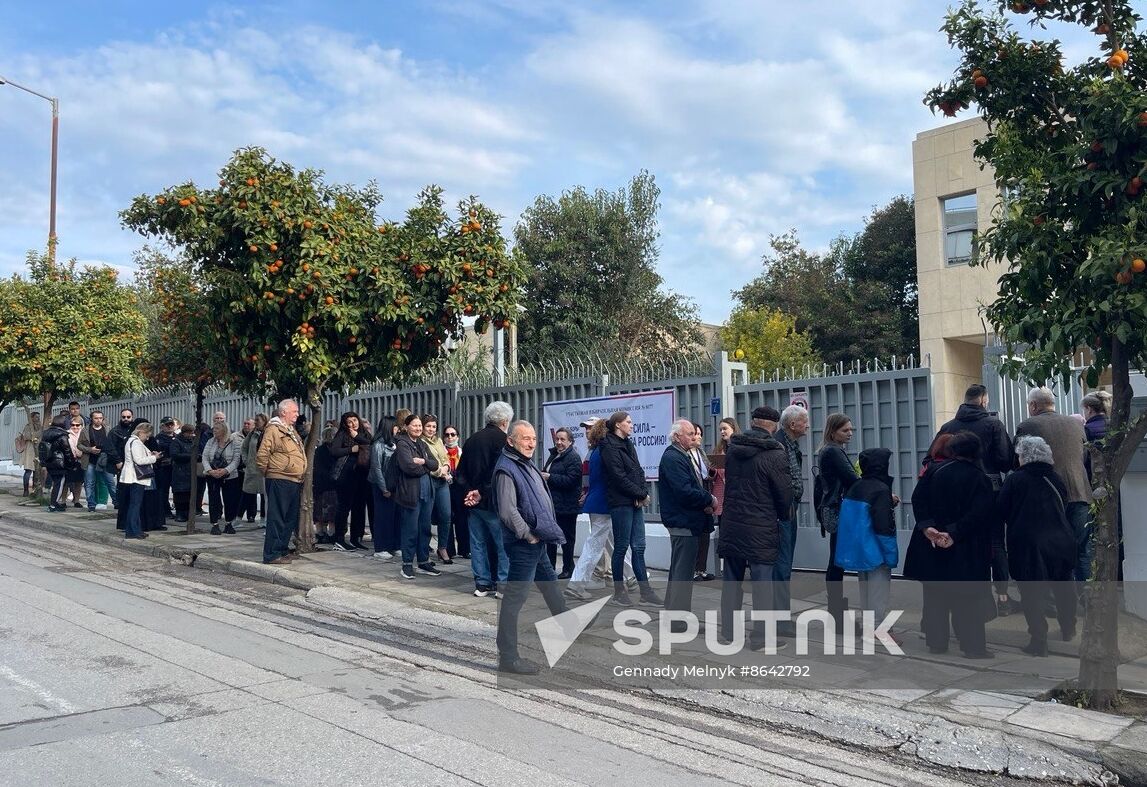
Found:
[0,505,1140,786]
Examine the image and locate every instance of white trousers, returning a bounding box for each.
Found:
[570,513,633,583]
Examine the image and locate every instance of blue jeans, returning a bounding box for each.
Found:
[370,486,399,553]
[1066,501,1093,583]
[262,478,300,563]
[84,463,117,509]
[610,505,648,583]
[773,519,797,613]
[469,508,509,589]
[430,479,452,551]
[496,537,567,664]
[399,501,431,566]
[720,557,777,646]
[123,482,144,537]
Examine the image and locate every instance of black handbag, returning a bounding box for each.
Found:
[329,454,351,483]
[136,461,155,479]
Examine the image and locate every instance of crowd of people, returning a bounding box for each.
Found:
[14,382,1109,672]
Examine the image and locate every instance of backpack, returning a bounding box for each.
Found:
[38,437,52,467]
[382,449,401,493]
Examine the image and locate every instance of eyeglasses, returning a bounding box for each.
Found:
[70,423,83,427]
[444,432,457,437]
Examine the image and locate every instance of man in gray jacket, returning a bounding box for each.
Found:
[1015,387,1091,583]
[774,405,808,636]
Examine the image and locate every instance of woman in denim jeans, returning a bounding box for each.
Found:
[393,415,440,580]
[599,411,662,608]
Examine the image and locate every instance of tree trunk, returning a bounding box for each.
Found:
[35,390,56,498]
[1077,338,1147,710]
[295,384,323,553]
[185,385,206,534]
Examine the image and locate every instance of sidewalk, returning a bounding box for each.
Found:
[0,484,1144,785]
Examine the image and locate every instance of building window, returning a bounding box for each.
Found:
[943,193,977,265]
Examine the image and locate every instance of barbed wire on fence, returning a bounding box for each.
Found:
[756,353,931,384]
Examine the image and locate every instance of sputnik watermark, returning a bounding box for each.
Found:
[534,603,903,669]
[613,610,904,656]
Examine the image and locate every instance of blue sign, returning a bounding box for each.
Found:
[710,397,721,416]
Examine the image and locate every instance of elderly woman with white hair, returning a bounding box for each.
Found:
[997,435,1078,656]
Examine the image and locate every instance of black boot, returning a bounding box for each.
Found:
[1021,638,1048,657]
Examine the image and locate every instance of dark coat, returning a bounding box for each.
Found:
[168,435,196,493]
[658,444,715,536]
[312,442,335,495]
[938,403,1013,477]
[457,424,509,511]
[998,462,1076,582]
[903,458,995,582]
[393,434,438,509]
[816,443,857,513]
[103,422,134,470]
[599,432,648,509]
[329,429,371,486]
[543,445,583,516]
[718,428,792,564]
[40,426,72,475]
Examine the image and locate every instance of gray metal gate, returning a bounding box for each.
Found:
[732,361,933,572]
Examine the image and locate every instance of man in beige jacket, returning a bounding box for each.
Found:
[257,399,307,565]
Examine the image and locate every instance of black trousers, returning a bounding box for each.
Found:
[922,581,988,654]
[335,478,369,543]
[449,482,470,556]
[173,490,190,519]
[207,476,242,524]
[155,464,173,516]
[48,473,67,508]
[695,530,712,574]
[1019,580,1077,645]
[990,539,1010,597]
[547,512,578,571]
[825,530,846,613]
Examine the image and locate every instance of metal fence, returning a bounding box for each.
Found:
[732,361,934,571]
[0,352,934,572]
[982,345,1087,435]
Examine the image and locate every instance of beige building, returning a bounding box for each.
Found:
[913,117,1007,427]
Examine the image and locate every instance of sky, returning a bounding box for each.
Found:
[0,1,1099,324]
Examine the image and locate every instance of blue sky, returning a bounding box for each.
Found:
[0,1,1097,323]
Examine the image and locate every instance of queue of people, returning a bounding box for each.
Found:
[16,383,1108,672]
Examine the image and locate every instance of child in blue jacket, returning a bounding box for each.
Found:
[836,447,899,630]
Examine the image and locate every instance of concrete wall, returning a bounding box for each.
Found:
[914,117,1007,426]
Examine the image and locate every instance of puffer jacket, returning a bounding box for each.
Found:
[835,447,898,571]
[599,432,648,509]
[717,428,792,564]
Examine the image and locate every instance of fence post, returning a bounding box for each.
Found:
[715,350,747,420]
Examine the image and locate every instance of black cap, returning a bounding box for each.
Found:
[751,405,781,422]
[160,416,175,425]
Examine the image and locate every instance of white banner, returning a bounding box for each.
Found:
[541,390,677,480]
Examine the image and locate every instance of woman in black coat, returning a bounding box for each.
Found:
[168,425,196,522]
[816,413,858,625]
[907,431,996,658]
[328,411,373,551]
[599,411,660,607]
[998,435,1078,656]
[543,427,583,578]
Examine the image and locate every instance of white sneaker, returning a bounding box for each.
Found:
[372,551,393,561]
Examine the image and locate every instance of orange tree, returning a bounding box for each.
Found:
[926,0,1147,709]
[121,147,522,549]
[0,250,146,422]
[135,247,225,530]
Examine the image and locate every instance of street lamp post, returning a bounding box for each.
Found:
[0,75,59,263]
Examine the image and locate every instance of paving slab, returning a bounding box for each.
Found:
[1005,701,1135,742]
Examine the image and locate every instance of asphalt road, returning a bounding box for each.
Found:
[0,522,1024,787]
